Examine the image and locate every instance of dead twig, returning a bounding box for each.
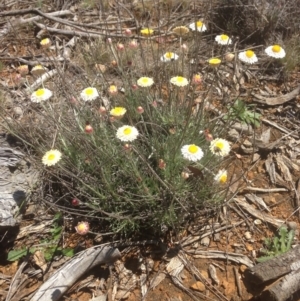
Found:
[233,267,242,297]
[252,85,300,106]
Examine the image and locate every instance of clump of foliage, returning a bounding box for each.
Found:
[224,99,261,127]
[0,0,296,242]
[7,213,74,262]
[257,226,295,262]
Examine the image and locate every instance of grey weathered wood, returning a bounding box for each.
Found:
[30,245,121,301]
[245,245,300,284]
[260,267,300,301]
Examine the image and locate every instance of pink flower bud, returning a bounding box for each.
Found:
[124,28,132,36]
[71,199,80,206]
[85,124,93,134]
[117,43,125,51]
[131,84,138,90]
[158,159,166,169]
[129,39,138,49]
[99,106,107,114]
[107,38,112,44]
[137,106,144,114]
[181,43,188,52]
[192,74,202,85]
[123,144,132,152]
[75,221,90,235]
[181,172,190,179]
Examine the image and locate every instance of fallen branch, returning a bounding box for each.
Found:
[252,85,300,106]
[25,69,58,94]
[245,245,300,283]
[245,245,300,301]
[234,197,285,228]
[186,249,254,267]
[243,187,288,193]
[29,245,121,301]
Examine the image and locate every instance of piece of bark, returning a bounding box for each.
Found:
[245,245,300,284]
[252,85,300,106]
[234,197,285,228]
[30,245,121,301]
[260,267,300,301]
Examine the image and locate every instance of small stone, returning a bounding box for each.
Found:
[200,236,210,246]
[254,219,262,225]
[244,231,252,240]
[13,106,23,118]
[243,140,252,147]
[214,233,220,242]
[246,244,253,251]
[191,281,205,292]
[287,221,298,230]
[252,153,260,163]
[239,265,247,273]
[200,270,209,279]
[228,129,240,141]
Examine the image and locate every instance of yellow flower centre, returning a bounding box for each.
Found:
[220,34,228,41]
[165,52,174,59]
[124,127,132,135]
[85,88,94,95]
[177,76,184,82]
[215,141,224,149]
[112,107,125,115]
[196,21,203,28]
[142,78,149,83]
[48,154,55,161]
[220,174,227,183]
[141,28,153,35]
[246,50,254,58]
[41,38,49,45]
[272,45,281,53]
[209,58,221,65]
[109,85,117,93]
[188,144,198,154]
[77,224,85,231]
[36,89,45,96]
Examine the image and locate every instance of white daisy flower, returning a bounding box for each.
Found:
[170,76,189,87]
[31,88,53,103]
[215,34,232,45]
[80,87,99,101]
[238,50,258,64]
[214,169,228,184]
[137,77,154,87]
[189,21,207,32]
[181,144,204,162]
[265,45,286,59]
[116,125,139,142]
[210,138,231,157]
[160,52,179,62]
[42,149,62,166]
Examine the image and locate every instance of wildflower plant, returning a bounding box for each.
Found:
[2,2,290,240]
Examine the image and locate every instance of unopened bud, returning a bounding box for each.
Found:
[158,159,166,169]
[129,39,138,49]
[181,172,190,179]
[85,124,93,134]
[71,199,80,206]
[99,106,107,114]
[137,106,144,114]
[117,43,125,51]
[124,28,132,36]
[225,53,235,62]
